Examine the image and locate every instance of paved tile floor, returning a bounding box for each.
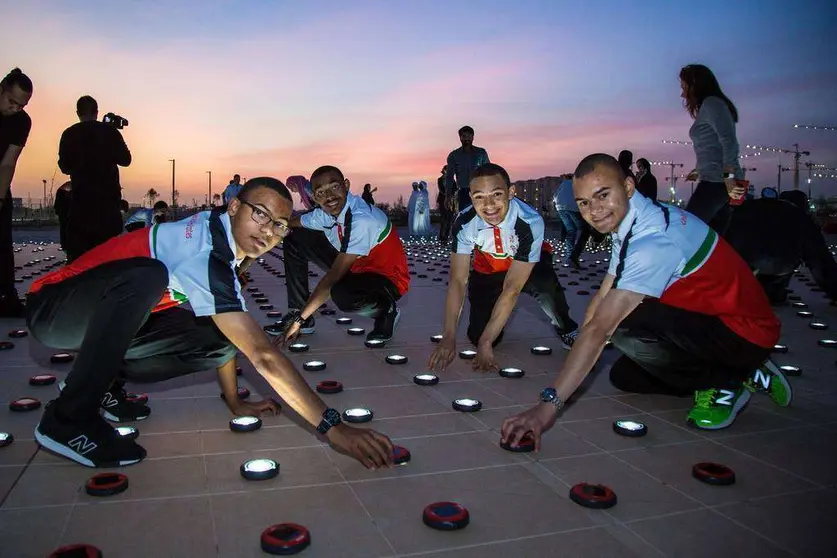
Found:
[1,235,836,557]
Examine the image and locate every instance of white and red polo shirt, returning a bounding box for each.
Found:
[30,209,247,317]
[300,192,410,295]
[608,192,780,348]
[452,197,548,274]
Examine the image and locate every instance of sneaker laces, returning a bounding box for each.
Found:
[693,388,718,409]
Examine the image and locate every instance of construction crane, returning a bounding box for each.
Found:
[744,143,810,190]
[650,160,685,202]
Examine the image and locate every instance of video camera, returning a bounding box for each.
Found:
[103,112,129,129]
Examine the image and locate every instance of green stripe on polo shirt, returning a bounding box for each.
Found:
[682,228,717,276]
[376,220,392,244]
[151,224,159,258]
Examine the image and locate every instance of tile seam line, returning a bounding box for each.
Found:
[324,446,398,557]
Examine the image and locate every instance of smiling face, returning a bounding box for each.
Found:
[311,169,350,217]
[469,174,514,226]
[228,186,293,259]
[0,84,31,117]
[573,164,634,234]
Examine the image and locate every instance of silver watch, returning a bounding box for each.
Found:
[540,387,564,410]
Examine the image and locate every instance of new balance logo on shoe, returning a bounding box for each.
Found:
[101,392,118,408]
[68,435,98,455]
[715,390,736,406]
[753,370,771,390]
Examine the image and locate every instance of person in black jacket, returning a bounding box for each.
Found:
[725,190,837,304]
[437,166,453,243]
[635,158,658,200]
[53,181,72,252]
[58,95,131,261]
[0,68,33,318]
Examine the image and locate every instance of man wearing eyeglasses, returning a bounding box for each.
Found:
[274,165,410,345]
[25,177,396,470]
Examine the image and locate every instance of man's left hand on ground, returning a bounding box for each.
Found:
[473,342,499,372]
[229,398,281,417]
[500,403,559,451]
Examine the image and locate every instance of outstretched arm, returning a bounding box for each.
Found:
[212,311,393,468]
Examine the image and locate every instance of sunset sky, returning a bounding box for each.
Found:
[4,0,837,206]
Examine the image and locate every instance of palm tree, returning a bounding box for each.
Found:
[145,188,159,207]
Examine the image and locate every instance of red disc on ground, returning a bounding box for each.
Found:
[569,483,617,509]
[692,462,736,486]
[85,472,130,497]
[393,445,411,465]
[423,501,470,530]
[500,434,535,453]
[9,397,41,412]
[8,329,27,338]
[125,393,148,404]
[0,341,15,350]
[29,374,57,386]
[315,380,343,394]
[260,523,311,555]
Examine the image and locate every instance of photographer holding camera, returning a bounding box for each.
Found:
[58,95,131,261]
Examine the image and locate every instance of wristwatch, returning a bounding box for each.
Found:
[540,387,565,410]
[293,312,307,326]
[316,408,342,435]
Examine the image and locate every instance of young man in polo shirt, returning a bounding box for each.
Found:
[124,200,169,232]
[501,154,789,448]
[26,177,394,469]
[427,163,579,373]
[277,165,410,345]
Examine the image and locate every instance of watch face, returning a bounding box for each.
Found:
[540,387,557,402]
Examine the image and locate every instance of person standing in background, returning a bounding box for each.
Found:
[223,174,243,205]
[437,166,453,244]
[0,68,33,318]
[680,64,742,236]
[362,183,377,206]
[59,95,132,261]
[554,174,589,269]
[618,150,636,183]
[444,126,490,212]
[54,181,72,252]
[635,158,658,200]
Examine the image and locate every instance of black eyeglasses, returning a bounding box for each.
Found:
[239,199,290,236]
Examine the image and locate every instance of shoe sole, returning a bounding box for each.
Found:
[688,389,751,431]
[265,325,315,336]
[102,409,150,423]
[34,426,143,468]
[761,360,794,407]
[367,309,401,343]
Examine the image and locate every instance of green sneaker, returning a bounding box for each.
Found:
[687,387,751,430]
[744,359,793,407]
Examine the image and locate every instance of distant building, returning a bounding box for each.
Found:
[513,176,564,217]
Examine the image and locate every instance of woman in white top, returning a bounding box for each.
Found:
[680,64,743,236]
